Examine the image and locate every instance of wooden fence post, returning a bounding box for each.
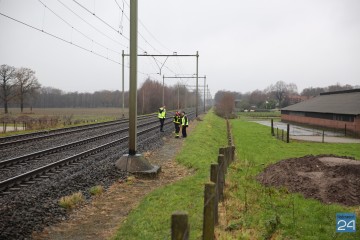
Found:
[217,154,225,202]
[210,164,219,225]
[219,148,228,173]
[286,124,290,143]
[231,145,235,163]
[344,124,347,136]
[271,119,274,136]
[171,211,189,240]
[203,182,215,240]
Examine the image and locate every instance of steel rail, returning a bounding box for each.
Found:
[0,118,160,169]
[0,122,161,192]
[0,113,163,144]
[0,114,157,148]
[0,110,197,192]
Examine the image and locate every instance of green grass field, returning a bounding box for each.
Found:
[217,120,360,239]
[112,111,228,240]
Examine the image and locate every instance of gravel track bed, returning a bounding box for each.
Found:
[0,126,168,240]
[0,122,159,182]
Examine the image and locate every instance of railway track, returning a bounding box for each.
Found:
[0,110,196,194]
[0,114,157,148]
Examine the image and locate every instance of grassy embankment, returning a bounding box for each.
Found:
[112,111,228,240]
[217,119,360,239]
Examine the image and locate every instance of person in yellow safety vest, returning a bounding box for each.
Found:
[180,111,189,138]
[173,111,181,138]
[158,105,166,132]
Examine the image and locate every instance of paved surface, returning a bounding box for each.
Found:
[254,121,360,143]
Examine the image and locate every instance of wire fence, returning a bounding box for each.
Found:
[170,119,235,240]
[269,119,360,142]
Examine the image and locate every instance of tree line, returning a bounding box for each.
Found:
[1,64,203,114]
[214,80,357,117]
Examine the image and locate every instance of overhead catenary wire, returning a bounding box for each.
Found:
[37,0,123,55]
[57,0,128,49]
[114,0,124,34]
[72,0,129,40]
[0,12,121,65]
[122,0,171,53]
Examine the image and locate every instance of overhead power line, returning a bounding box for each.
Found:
[37,0,123,54]
[0,12,121,64]
[72,0,129,40]
[57,0,128,49]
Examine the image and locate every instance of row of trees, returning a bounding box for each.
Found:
[215,81,357,117]
[33,79,202,113]
[0,64,41,113]
[1,66,204,114]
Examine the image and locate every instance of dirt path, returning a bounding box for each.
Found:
[32,118,201,240]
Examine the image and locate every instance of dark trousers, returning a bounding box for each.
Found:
[182,126,187,138]
[159,118,165,131]
[174,123,180,137]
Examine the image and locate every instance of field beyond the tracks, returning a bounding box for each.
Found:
[0,108,128,137]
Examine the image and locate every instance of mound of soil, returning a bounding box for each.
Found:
[257,155,360,206]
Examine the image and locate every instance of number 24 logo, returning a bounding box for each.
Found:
[337,220,355,231]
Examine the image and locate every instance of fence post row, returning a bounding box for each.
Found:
[202,182,216,240]
[172,120,236,239]
[217,154,225,202]
[171,211,189,240]
[210,163,219,225]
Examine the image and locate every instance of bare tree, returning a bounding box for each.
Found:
[15,68,41,112]
[0,64,17,113]
[266,81,298,108]
[214,91,235,118]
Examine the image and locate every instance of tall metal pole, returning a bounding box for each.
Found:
[196,51,199,117]
[129,0,138,155]
[162,75,165,105]
[207,84,209,108]
[204,75,206,112]
[177,83,180,109]
[122,50,125,117]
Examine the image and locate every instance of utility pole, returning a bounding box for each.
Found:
[116,0,160,176]
[128,0,138,155]
[177,83,180,109]
[196,51,199,117]
[204,75,206,112]
[162,75,165,105]
[122,50,125,118]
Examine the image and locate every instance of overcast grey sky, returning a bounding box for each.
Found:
[1,0,359,96]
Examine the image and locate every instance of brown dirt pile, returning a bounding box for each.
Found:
[257,155,360,206]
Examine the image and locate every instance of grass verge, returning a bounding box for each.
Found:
[216,120,360,239]
[111,111,228,240]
